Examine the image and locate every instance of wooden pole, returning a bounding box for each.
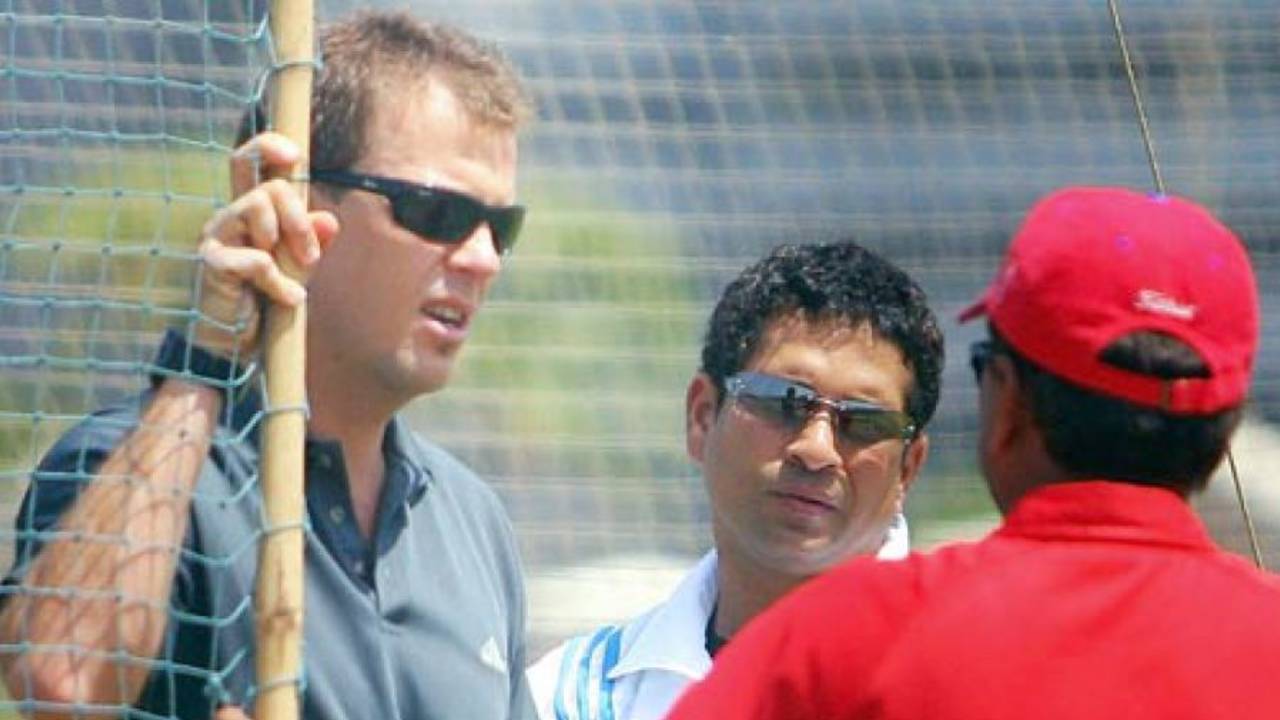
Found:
[255,2,313,719]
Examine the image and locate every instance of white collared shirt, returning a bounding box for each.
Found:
[526,515,909,720]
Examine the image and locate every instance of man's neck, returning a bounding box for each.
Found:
[340,433,387,540]
[306,365,396,541]
[308,414,389,540]
[712,555,805,640]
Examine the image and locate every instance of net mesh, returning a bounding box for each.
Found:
[392,0,1280,651]
[2,1,1278,706]
[2,1,278,716]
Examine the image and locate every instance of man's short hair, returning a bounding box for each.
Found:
[993,326,1241,494]
[700,241,944,431]
[238,10,532,168]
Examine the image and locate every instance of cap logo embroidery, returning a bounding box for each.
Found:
[1134,289,1196,321]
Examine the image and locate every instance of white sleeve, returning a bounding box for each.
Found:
[525,626,626,720]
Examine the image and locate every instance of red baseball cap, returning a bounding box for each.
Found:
[959,186,1258,414]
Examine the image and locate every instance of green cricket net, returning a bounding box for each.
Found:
[391,0,1280,652]
[2,2,283,717]
[4,0,1279,697]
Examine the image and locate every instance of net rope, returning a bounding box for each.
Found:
[2,0,1279,702]
[404,0,1280,651]
[2,1,296,715]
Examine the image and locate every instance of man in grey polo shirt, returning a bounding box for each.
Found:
[0,10,534,720]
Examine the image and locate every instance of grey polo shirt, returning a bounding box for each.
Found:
[4,358,535,719]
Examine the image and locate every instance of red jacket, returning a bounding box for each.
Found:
[667,481,1280,720]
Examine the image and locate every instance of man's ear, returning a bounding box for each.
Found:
[686,372,720,465]
[896,431,930,510]
[987,354,1034,455]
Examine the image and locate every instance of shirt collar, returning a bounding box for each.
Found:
[294,414,432,509]
[381,415,433,505]
[878,513,910,560]
[606,513,911,680]
[609,550,718,680]
[228,383,429,500]
[998,480,1215,551]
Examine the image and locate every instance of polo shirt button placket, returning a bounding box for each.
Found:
[370,565,383,614]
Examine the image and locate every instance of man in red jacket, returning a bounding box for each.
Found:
[666,186,1280,720]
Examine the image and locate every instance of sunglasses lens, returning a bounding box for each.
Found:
[970,340,993,382]
[836,410,904,445]
[736,393,799,429]
[733,376,829,430]
[490,206,525,255]
[394,193,475,244]
[781,387,816,424]
[730,375,799,427]
[396,192,524,255]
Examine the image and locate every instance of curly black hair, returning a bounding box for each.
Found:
[701,241,944,430]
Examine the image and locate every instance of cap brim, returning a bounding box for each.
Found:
[957,292,990,323]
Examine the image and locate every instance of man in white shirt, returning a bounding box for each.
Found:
[527,241,944,720]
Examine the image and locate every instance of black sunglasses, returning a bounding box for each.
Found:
[969,340,995,383]
[311,168,525,256]
[724,371,916,446]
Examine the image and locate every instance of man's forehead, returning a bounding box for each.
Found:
[356,79,519,202]
[760,313,896,352]
[750,314,913,390]
[364,78,465,144]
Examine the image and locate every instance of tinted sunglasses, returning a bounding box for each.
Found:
[969,340,995,383]
[724,371,916,446]
[311,168,525,256]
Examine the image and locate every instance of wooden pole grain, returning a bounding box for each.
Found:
[255,2,314,718]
